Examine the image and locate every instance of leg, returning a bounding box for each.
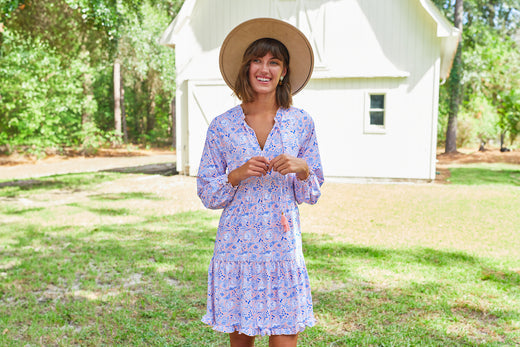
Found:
[230,331,255,347]
[269,334,298,347]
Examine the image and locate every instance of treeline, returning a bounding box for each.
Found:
[1,0,519,155]
[0,0,183,155]
[433,0,520,151]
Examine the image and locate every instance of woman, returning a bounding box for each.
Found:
[197,18,324,347]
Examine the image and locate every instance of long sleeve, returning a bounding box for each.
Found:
[197,119,238,209]
[293,115,324,205]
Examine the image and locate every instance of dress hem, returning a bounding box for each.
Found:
[201,315,316,337]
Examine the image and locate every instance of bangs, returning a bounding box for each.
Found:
[243,38,289,64]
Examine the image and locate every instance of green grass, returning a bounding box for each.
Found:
[0,171,519,346]
[0,172,123,198]
[447,163,520,186]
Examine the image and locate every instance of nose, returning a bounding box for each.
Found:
[260,61,269,72]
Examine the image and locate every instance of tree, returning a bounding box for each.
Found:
[434,0,520,150]
[445,0,464,153]
[1,0,182,154]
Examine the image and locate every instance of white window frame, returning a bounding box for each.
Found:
[364,92,387,134]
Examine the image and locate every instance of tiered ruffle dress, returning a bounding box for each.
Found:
[197,105,323,336]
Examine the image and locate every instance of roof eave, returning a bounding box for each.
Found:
[158,0,198,48]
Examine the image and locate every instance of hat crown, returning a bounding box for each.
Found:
[219,18,314,96]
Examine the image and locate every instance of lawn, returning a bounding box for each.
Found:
[0,164,519,346]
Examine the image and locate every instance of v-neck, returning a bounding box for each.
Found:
[240,107,282,151]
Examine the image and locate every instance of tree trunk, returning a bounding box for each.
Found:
[121,79,128,144]
[445,0,463,154]
[146,84,157,134]
[113,60,122,144]
[479,140,486,152]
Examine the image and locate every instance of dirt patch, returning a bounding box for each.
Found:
[0,147,174,167]
[436,147,520,166]
[0,148,177,181]
[434,147,520,184]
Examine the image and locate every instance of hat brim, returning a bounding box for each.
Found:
[219,18,314,96]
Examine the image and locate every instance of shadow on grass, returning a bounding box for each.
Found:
[1,211,519,346]
[0,210,221,346]
[89,192,165,201]
[1,206,46,215]
[0,172,122,197]
[303,241,479,267]
[303,235,520,345]
[448,166,520,186]
[101,162,177,176]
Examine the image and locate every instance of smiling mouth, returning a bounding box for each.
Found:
[256,77,271,82]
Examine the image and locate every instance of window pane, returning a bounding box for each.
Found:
[370,111,384,125]
[370,94,385,109]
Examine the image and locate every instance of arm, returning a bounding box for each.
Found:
[196,120,238,210]
[269,112,324,205]
[292,115,324,205]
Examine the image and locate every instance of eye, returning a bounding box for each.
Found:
[252,58,261,63]
[270,60,280,65]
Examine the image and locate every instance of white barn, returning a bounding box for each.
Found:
[160,0,459,182]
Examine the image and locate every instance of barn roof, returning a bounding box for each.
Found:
[418,0,460,79]
[159,0,459,80]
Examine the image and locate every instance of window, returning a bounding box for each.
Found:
[364,93,386,134]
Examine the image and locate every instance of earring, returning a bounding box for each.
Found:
[279,76,284,85]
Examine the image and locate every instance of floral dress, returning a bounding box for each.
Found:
[197,105,324,336]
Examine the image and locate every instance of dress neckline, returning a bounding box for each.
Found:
[238,106,284,151]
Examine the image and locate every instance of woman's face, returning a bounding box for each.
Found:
[248,52,287,97]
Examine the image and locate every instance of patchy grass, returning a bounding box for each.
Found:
[447,163,520,186]
[0,172,519,346]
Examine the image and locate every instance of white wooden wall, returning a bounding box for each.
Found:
[172,0,444,180]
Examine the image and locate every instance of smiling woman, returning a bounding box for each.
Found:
[196,18,322,347]
[235,38,291,109]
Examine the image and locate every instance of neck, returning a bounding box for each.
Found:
[242,93,278,116]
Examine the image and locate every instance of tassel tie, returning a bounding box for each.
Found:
[281,212,290,232]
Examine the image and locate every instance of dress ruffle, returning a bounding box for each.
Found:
[202,259,316,336]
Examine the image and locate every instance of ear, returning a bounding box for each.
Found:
[282,67,287,77]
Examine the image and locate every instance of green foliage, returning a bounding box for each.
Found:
[0,0,182,153]
[110,2,176,145]
[0,0,24,19]
[497,87,520,143]
[460,95,499,147]
[0,29,85,151]
[435,0,520,148]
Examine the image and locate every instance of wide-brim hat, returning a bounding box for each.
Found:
[219,18,314,96]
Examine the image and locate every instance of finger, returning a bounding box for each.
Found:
[272,156,292,172]
[269,155,285,171]
[250,163,269,175]
[252,156,270,165]
[275,162,291,174]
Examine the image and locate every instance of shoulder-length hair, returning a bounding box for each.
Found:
[233,38,292,109]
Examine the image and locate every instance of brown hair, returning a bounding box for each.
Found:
[233,38,292,109]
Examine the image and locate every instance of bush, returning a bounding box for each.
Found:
[0,29,85,150]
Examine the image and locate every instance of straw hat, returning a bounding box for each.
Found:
[219,18,314,96]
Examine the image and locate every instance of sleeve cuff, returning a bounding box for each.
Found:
[223,173,239,191]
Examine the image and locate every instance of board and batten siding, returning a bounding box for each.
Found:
[167,0,452,180]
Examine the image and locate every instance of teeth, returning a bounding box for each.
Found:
[257,77,270,82]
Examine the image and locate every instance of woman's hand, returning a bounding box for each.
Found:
[228,156,270,187]
[269,154,310,180]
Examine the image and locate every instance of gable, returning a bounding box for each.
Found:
[160,0,458,80]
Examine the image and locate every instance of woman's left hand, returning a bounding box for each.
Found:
[269,154,310,180]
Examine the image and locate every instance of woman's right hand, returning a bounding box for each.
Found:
[227,156,270,187]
